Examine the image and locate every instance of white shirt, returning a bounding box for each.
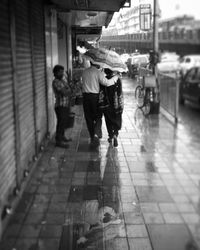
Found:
[81,66,118,94]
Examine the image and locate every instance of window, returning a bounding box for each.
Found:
[185,57,191,63]
[185,68,196,81]
[196,68,200,80]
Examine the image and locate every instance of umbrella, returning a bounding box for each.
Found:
[84,47,128,73]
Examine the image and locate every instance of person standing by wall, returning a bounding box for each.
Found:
[52,65,72,148]
[81,63,119,148]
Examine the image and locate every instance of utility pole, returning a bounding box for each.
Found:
[151,0,160,114]
[153,0,159,55]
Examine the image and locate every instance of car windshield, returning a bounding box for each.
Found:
[186,67,200,81]
[161,54,179,62]
[132,57,148,64]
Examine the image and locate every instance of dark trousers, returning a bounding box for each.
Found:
[55,106,69,142]
[83,93,102,139]
[104,108,122,138]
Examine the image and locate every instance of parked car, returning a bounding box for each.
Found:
[180,54,200,76]
[179,66,200,106]
[120,53,130,63]
[157,52,181,77]
[126,54,149,78]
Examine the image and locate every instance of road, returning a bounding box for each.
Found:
[178,101,200,139]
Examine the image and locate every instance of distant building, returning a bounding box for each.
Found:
[102,2,200,37]
[102,0,153,36]
[159,15,200,32]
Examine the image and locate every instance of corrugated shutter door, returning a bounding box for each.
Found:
[15,0,35,179]
[0,0,16,199]
[31,0,47,144]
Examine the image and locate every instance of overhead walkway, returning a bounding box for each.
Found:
[0,77,200,250]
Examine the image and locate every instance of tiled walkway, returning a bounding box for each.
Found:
[0,77,200,250]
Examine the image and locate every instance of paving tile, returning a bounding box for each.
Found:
[74,160,88,171]
[181,213,200,224]
[33,194,51,204]
[3,224,22,238]
[71,177,85,185]
[133,180,149,186]
[51,194,69,202]
[59,223,103,249]
[77,143,91,152]
[176,203,196,213]
[9,212,26,225]
[14,239,38,250]
[39,225,62,238]
[104,223,127,238]
[171,194,190,203]
[83,185,100,200]
[19,225,41,238]
[15,193,34,213]
[140,203,160,213]
[126,224,148,238]
[187,224,200,240]
[119,185,137,194]
[159,203,178,213]
[24,213,45,225]
[73,172,86,178]
[162,213,184,224]
[122,202,141,213]
[38,238,60,250]
[148,224,196,250]
[136,186,173,203]
[68,186,84,202]
[124,212,144,224]
[128,162,147,172]
[143,213,164,224]
[0,238,16,250]
[44,213,65,224]
[120,191,137,202]
[105,237,129,250]
[28,203,49,213]
[48,202,66,213]
[128,238,152,250]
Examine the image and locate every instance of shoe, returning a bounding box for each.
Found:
[98,134,102,139]
[55,141,69,148]
[108,137,112,143]
[113,135,118,147]
[95,131,102,139]
[92,135,100,147]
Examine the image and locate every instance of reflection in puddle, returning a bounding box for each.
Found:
[60,147,123,249]
[145,161,157,173]
[61,200,122,250]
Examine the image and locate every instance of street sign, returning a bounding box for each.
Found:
[139,4,152,31]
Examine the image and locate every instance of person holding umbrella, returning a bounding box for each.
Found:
[103,68,124,147]
[81,62,119,148]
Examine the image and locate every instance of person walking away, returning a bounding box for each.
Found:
[103,68,124,147]
[52,65,72,148]
[81,63,119,148]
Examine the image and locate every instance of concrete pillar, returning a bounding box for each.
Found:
[57,17,67,69]
[66,21,73,81]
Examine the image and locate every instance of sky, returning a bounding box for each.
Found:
[158,0,200,20]
[120,0,200,20]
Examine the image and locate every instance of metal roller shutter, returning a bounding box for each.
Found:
[15,0,35,179]
[30,0,48,145]
[0,0,16,201]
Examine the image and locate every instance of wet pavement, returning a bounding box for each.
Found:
[0,76,200,250]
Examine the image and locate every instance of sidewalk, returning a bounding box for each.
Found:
[0,77,200,250]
